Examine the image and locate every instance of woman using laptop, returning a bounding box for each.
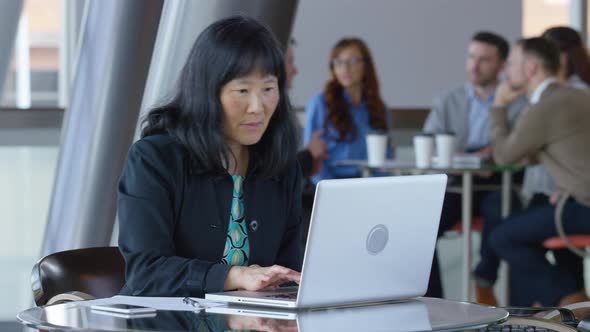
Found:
[117,16,302,297]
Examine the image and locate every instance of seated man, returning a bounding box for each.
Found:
[477,26,590,305]
[488,37,590,306]
[423,31,527,299]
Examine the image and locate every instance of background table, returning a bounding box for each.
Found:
[335,160,522,302]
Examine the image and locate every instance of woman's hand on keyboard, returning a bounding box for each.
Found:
[224,264,301,291]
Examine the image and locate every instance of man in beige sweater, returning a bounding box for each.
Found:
[485,37,590,306]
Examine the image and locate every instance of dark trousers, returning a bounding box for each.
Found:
[474,191,530,284]
[426,190,496,297]
[489,198,590,306]
[425,173,522,298]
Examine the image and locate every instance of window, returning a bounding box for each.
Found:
[523,0,571,37]
[1,0,61,107]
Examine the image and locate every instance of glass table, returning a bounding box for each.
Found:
[335,160,523,302]
[18,297,509,331]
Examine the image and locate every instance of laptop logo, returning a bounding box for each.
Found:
[366,224,389,255]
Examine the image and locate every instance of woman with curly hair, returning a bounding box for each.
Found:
[303,38,389,184]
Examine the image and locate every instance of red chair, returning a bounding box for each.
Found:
[543,235,590,250]
[446,216,484,235]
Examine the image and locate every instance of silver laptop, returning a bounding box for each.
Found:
[206,174,447,309]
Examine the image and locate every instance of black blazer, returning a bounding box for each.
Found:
[297,149,313,178]
[117,134,303,297]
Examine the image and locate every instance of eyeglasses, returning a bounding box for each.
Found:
[331,57,363,67]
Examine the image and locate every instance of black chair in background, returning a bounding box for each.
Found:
[31,246,125,306]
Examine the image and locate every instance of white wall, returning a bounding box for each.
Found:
[290,0,522,108]
[0,146,58,319]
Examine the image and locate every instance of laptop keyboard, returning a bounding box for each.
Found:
[264,292,297,300]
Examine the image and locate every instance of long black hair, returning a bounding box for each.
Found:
[141,15,298,179]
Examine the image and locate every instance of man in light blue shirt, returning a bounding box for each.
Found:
[466,84,494,151]
[423,31,526,302]
[425,33,526,153]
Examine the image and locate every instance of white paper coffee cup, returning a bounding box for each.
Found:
[413,134,434,168]
[435,134,455,168]
[366,134,388,167]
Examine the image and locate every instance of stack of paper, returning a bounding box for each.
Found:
[452,154,485,168]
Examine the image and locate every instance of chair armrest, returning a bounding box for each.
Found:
[47,291,95,305]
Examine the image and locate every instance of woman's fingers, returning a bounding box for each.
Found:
[263,269,301,288]
[242,264,301,291]
[267,266,300,280]
[268,264,295,275]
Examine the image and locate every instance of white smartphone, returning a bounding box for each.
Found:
[90,304,156,315]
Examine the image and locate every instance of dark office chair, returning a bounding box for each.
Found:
[31,246,126,306]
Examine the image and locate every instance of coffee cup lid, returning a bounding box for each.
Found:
[367,129,388,135]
